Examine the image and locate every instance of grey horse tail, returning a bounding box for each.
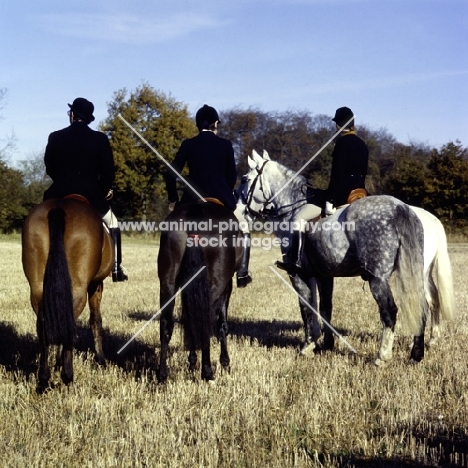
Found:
[392,204,428,336]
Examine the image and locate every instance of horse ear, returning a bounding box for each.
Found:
[251,149,263,166]
[262,150,271,160]
[248,155,257,169]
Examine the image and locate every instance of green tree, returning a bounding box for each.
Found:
[18,150,51,210]
[99,83,196,221]
[424,141,468,222]
[219,107,271,176]
[0,160,28,231]
[220,108,335,186]
[382,143,430,206]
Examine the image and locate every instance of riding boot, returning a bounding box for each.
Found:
[236,233,252,288]
[276,230,304,276]
[109,228,128,282]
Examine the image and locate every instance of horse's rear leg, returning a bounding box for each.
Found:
[158,293,175,384]
[410,312,427,363]
[318,277,334,351]
[217,301,230,372]
[61,346,74,385]
[426,273,440,347]
[216,282,232,372]
[88,281,106,366]
[368,277,398,365]
[291,276,321,354]
[201,345,214,381]
[36,313,51,394]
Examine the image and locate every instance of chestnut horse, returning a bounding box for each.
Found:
[22,196,113,393]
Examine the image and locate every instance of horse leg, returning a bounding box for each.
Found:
[291,276,321,354]
[60,346,74,385]
[158,287,176,384]
[318,277,334,351]
[368,277,398,365]
[88,281,106,366]
[217,300,230,372]
[188,349,197,373]
[410,312,427,363]
[426,271,440,347]
[215,280,232,372]
[36,312,51,394]
[201,343,214,381]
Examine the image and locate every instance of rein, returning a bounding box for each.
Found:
[243,160,307,219]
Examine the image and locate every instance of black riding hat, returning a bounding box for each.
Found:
[68,97,95,123]
[332,106,354,128]
[195,104,220,130]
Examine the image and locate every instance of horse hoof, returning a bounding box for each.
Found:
[374,358,388,367]
[409,357,423,365]
[36,383,50,395]
[300,342,316,355]
[94,356,106,367]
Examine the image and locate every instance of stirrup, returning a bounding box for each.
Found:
[275,259,301,276]
[236,272,252,288]
[112,265,128,282]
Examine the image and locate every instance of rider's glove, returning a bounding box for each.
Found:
[325,201,336,216]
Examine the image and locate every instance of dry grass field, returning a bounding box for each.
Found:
[0,234,467,467]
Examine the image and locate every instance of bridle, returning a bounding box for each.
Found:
[240,160,307,220]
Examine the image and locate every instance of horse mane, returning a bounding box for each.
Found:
[267,159,308,208]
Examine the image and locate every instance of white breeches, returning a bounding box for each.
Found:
[233,203,250,234]
[293,203,322,231]
[102,209,119,228]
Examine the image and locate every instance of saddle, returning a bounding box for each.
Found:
[201,197,224,206]
[64,193,90,204]
[347,188,368,204]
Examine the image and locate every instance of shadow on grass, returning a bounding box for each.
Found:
[0,321,38,380]
[228,317,304,349]
[0,319,158,382]
[311,439,468,467]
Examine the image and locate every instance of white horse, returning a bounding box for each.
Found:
[239,149,455,360]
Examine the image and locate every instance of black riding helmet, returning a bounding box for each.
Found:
[195,104,220,130]
[332,106,354,128]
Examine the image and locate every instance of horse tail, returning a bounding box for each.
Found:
[42,207,75,347]
[431,219,456,321]
[392,204,427,335]
[179,205,213,351]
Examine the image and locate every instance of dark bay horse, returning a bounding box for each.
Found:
[157,201,243,382]
[22,197,113,393]
[239,150,445,364]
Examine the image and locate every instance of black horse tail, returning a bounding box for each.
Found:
[393,204,428,336]
[42,207,75,347]
[179,205,213,351]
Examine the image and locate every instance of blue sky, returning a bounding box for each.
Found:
[1,0,467,165]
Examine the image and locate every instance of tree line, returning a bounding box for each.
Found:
[2,83,467,233]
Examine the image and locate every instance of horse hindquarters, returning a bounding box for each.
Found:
[38,208,75,392]
[366,203,427,365]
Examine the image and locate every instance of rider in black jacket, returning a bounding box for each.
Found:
[166,104,252,287]
[43,97,128,282]
[276,106,368,276]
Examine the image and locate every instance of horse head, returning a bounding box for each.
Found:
[240,149,307,219]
